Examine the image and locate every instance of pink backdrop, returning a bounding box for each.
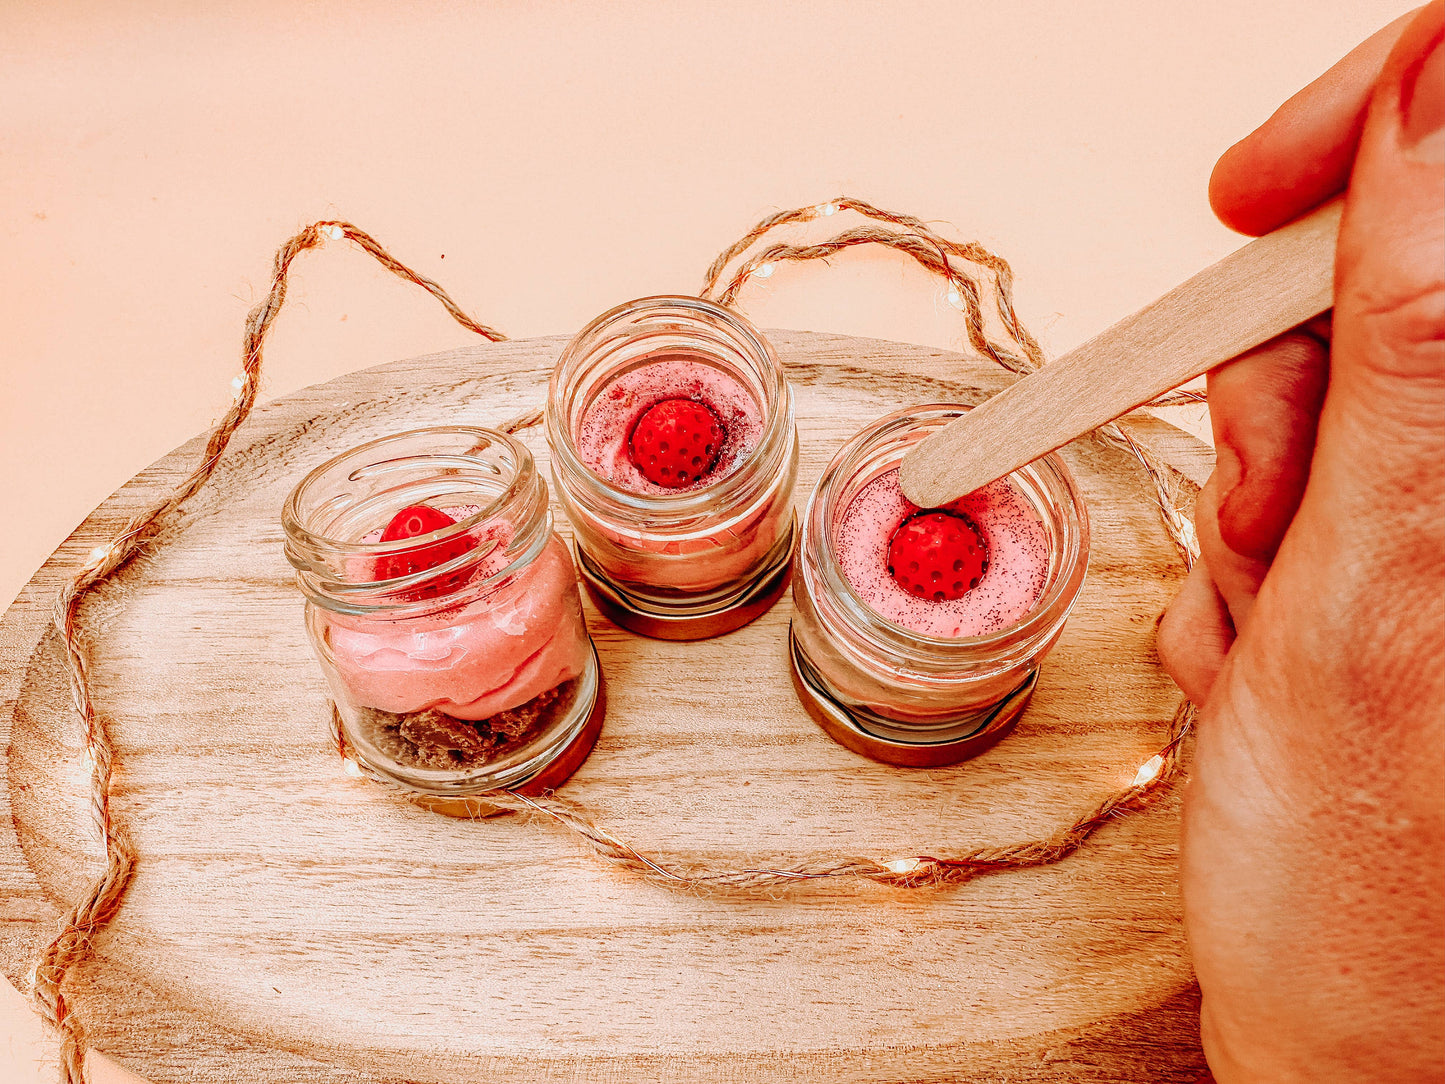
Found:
[0,2,1411,1079]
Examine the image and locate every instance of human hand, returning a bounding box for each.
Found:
[1156,4,1444,1081]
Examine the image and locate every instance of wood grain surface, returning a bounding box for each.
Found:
[0,331,1214,1083]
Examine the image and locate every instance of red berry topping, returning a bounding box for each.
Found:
[627,397,726,488]
[886,510,988,603]
[374,505,473,598]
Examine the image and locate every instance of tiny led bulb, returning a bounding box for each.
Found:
[752,262,776,279]
[323,224,345,240]
[1133,755,1165,787]
[815,201,839,217]
[87,545,110,565]
[887,857,921,874]
[342,758,364,779]
[67,750,96,786]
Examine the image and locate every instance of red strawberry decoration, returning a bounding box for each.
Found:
[627,397,726,488]
[886,510,988,603]
[373,505,474,598]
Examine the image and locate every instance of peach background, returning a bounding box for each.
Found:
[0,2,1410,1080]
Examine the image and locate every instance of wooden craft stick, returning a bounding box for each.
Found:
[898,197,1343,508]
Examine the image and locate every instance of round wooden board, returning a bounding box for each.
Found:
[1,331,1213,1083]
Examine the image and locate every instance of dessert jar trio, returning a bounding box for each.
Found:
[283,297,1090,806]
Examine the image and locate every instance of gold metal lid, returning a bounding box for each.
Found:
[788,625,1034,768]
[576,517,795,641]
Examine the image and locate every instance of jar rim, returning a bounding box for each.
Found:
[805,403,1090,660]
[282,425,533,555]
[545,294,792,518]
[281,425,551,613]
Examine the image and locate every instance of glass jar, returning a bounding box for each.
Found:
[282,426,604,812]
[546,296,799,639]
[790,405,1089,767]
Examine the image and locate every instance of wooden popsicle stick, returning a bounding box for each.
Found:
[898,197,1342,508]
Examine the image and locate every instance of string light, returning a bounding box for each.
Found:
[1167,511,1200,563]
[42,199,1208,1079]
[230,374,246,400]
[30,212,1199,1084]
[66,749,96,787]
[25,965,37,991]
[1133,755,1165,787]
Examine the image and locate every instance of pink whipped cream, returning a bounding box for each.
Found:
[835,468,1050,638]
[575,357,763,495]
[321,508,588,719]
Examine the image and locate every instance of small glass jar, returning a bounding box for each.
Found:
[546,296,799,639]
[790,405,1089,767]
[282,427,604,812]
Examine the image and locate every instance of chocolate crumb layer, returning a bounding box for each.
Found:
[355,680,579,771]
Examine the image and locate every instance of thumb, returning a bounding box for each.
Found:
[1260,0,1445,715]
[1323,0,1445,508]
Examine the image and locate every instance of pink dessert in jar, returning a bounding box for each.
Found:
[284,427,603,796]
[789,404,1088,766]
[323,506,590,724]
[833,469,1051,639]
[569,356,786,591]
[547,296,798,639]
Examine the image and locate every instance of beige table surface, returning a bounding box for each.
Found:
[0,2,1410,1081]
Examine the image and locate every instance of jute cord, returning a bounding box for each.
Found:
[29,201,1200,1080]
[332,701,1193,893]
[29,219,504,1083]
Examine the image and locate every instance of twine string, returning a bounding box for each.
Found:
[702,196,1209,414]
[331,197,1200,893]
[28,202,1199,1081]
[700,196,1045,375]
[708,225,1041,375]
[30,220,504,1084]
[333,698,1193,891]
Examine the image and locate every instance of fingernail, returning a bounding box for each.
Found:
[1212,440,1243,509]
[1401,28,1445,161]
[1210,440,1271,563]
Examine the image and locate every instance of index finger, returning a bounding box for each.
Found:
[1210,8,1419,235]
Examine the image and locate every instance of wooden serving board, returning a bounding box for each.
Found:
[0,331,1214,1083]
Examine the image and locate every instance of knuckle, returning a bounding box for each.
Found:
[1208,334,1326,499]
[1195,477,1257,575]
[1349,282,1445,384]
[1199,444,1303,567]
[1209,331,1326,407]
[1191,477,1223,550]
[1298,563,1444,736]
[1260,331,1329,377]
[1335,284,1445,454]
